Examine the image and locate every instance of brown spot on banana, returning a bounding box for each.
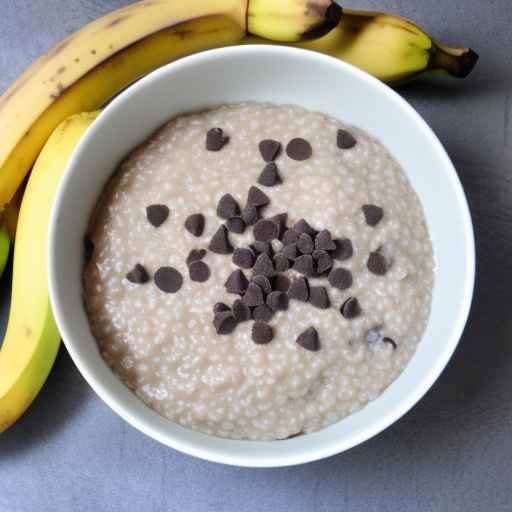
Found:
[302,1,343,40]
[57,66,66,74]
[106,14,131,28]
[23,326,32,337]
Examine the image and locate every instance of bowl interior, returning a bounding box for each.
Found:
[49,45,474,467]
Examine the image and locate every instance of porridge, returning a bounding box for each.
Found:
[83,103,434,440]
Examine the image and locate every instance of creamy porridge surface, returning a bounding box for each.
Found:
[83,103,434,440]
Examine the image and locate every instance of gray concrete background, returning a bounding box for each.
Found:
[1,1,511,511]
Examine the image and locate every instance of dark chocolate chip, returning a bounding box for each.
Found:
[309,286,330,309]
[288,276,309,302]
[367,252,388,276]
[273,274,291,293]
[340,297,362,319]
[253,253,274,278]
[252,275,272,295]
[243,282,265,307]
[259,139,282,162]
[251,241,273,258]
[146,204,169,228]
[213,302,230,314]
[296,327,320,352]
[297,233,314,254]
[281,243,298,261]
[274,254,290,272]
[258,162,282,187]
[232,247,255,269]
[206,127,229,151]
[186,249,207,266]
[253,304,273,322]
[286,138,312,161]
[154,266,183,293]
[247,186,270,208]
[337,129,357,149]
[315,229,336,251]
[362,204,384,227]
[184,213,205,237]
[312,250,333,274]
[225,269,249,295]
[84,235,94,262]
[383,337,397,350]
[266,291,289,312]
[253,219,279,242]
[328,267,353,290]
[293,219,317,237]
[332,238,354,261]
[270,213,288,240]
[367,327,384,344]
[188,260,210,283]
[217,194,240,220]
[232,299,251,322]
[241,206,259,226]
[213,311,237,335]
[282,229,300,245]
[126,263,150,284]
[226,216,246,234]
[209,225,233,254]
[252,321,273,345]
[293,254,315,277]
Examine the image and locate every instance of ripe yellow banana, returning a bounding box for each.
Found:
[0,112,98,433]
[0,228,10,278]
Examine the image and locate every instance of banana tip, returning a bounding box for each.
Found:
[457,48,479,78]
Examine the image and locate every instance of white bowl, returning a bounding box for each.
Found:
[48,45,475,467]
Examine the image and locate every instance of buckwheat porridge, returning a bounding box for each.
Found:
[83,103,434,440]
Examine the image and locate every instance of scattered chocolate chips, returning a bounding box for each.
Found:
[293,254,315,277]
[188,260,210,283]
[282,229,299,245]
[252,321,273,345]
[232,247,255,269]
[258,163,282,187]
[253,304,273,322]
[251,241,274,258]
[340,297,362,319]
[232,299,251,322]
[213,311,237,335]
[383,337,397,350]
[241,206,259,226]
[288,276,309,302]
[247,186,270,208]
[367,251,388,276]
[154,266,183,293]
[266,291,289,312]
[213,302,230,314]
[243,282,265,307]
[184,213,205,237]
[253,253,274,278]
[273,274,291,293]
[312,250,333,274]
[253,219,279,242]
[252,275,272,295]
[293,219,317,237]
[226,216,246,234]
[286,137,312,161]
[206,127,229,151]
[217,194,240,220]
[209,225,233,254]
[274,254,290,272]
[281,243,298,261]
[296,327,320,352]
[225,269,249,295]
[297,233,314,254]
[332,238,353,261]
[186,249,206,266]
[309,286,330,309]
[337,129,357,149]
[328,267,353,290]
[126,263,149,284]
[315,229,336,251]
[259,139,282,162]
[362,204,384,227]
[146,204,169,228]
[270,213,288,240]
[84,235,94,262]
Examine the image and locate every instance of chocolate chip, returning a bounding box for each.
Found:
[282,229,300,245]
[273,274,291,293]
[259,139,282,162]
[209,225,233,254]
[213,311,237,335]
[232,299,251,322]
[154,266,183,293]
[146,204,169,228]
[253,253,274,278]
[367,252,388,276]
[258,162,282,187]
[296,327,320,352]
[267,291,289,312]
[281,243,298,261]
[293,254,315,277]
[252,321,273,345]
[243,282,265,307]
[213,302,230,314]
[206,127,229,151]
[226,216,246,234]
[252,275,272,295]
[188,261,210,283]
[126,263,149,284]
[362,204,384,227]
[184,213,205,237]
[274,254,290,272]
[253,304,273,322]
[332,238,353,261]
[293,219,317,237]
[186,249,206,266]
[286,138,312,161]
[367,327,384,344]
[315,230,336,251]
[340,297,362,319]
[217,194,240,220]
[84,235,94,262]
[337,129,357,149]
[297,233,314,254]
[225,269,249,295]
[270,213,288,240]
[253,219,278,242]
[328,267,353,290]
[232,247,255,269]
[383,337,397,350]
[251,241,273,258]
[247,186,270,208]
[309,286,330,309]
[288,276,309,302]
[241,206,259,226]
[312,250,333,274]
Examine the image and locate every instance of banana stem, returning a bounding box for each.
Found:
[429,42,479,78]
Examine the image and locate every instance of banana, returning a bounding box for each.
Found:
[0,112,98,433]
[0,227,10,278]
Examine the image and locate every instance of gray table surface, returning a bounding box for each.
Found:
[1,1,511,511]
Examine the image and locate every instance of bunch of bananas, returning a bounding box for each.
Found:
[0,0,477,433]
